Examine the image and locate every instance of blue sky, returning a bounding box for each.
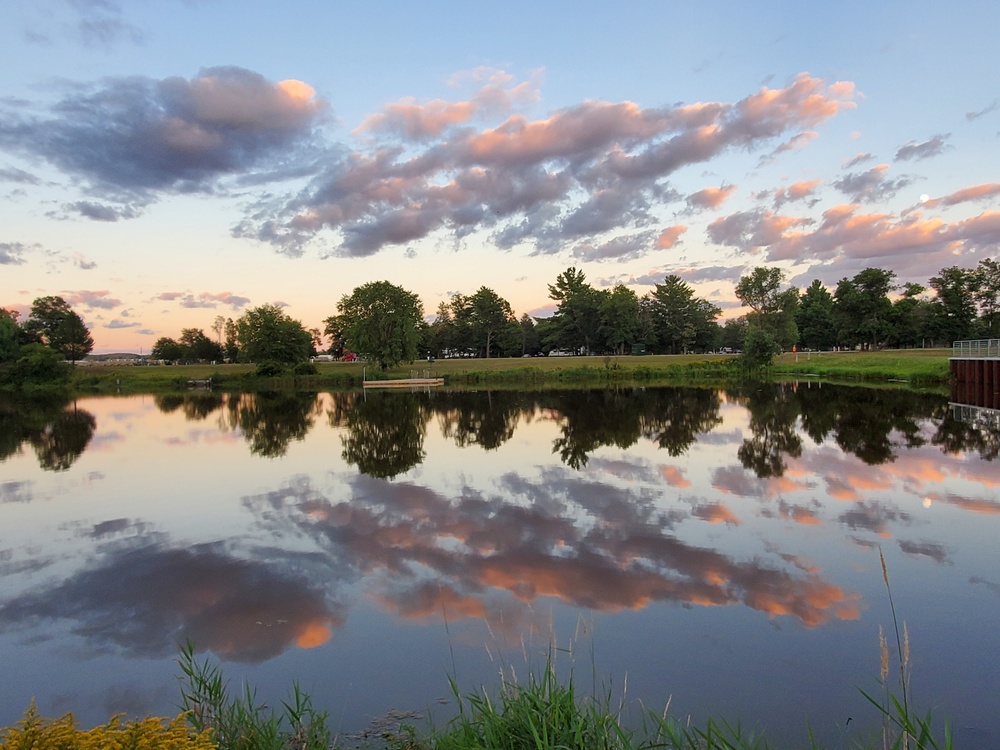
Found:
[2,0,998,352]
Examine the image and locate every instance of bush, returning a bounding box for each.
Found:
[253,361,285,378]
[0,702,215,750]
[293,361,318,376]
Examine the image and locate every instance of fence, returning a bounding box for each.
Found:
[952,339,1000,358]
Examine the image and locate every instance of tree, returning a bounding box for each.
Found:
[735,267,798,349]
[833,268,895,349]
[647,275,720,354]
[518,314,541,356]
[546,267,602,355]
[236,305,313,365]
[973,257,1000,338]
[889,283,933,348]
[151,337,185,362]
[223,317,239,361]
[323,315,348,358]
[928,266,978,343]
[337,281,424,370]
[467,286,515,358]
[0,313,19,363]
[25,296,94,361]
[796,280,836,350]
[599,285,640,355]
[211,315,225,345]
[179,328,224,362]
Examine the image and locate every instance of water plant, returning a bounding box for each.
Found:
[177,641,331,750]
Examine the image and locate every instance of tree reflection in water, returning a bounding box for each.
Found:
[0,396,96,472]
[337,390,427,478]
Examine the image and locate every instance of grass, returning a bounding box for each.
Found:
[69,349,952,394]
[769,349,950,386]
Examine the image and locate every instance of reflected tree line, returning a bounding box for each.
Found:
[4,384,995,475]
[0,396,96,471]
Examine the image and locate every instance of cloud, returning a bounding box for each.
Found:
[153,291,251,310]
[919,183,1000,209]
[0,241,30,265]
[570,232,654,262]
[966,99,998,121]
[773,179,821,208]
[833,164,911,202]
[707,208,812,253]
[686,185,736,210]
[73,252,97,270]
[895,134,949,162]
[105,319,140,329]
[63,201,141,222]
[897,539,950,564]
[656,225,688,249]
[0,167,39,185]
[237,73,855,257]
[63,290,122,310]
[843,152,874,168]
[0,67,327,215]
[355,68,542,140]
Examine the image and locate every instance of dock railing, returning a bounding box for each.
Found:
[952,339,1000,358]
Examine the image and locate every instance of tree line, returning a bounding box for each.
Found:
[1,296,94,387]
[6,257,998,379]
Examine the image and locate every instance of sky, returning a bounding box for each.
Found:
[1,0,998,353]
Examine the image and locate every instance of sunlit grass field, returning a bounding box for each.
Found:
[69,348,952,393]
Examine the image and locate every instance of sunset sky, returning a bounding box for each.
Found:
[2,1,998,353]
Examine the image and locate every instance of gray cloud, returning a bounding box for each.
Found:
[570,232,655,262]
[0,166,39,184]
[895,134,949,162]
[237,74,854,258]
[105,319,140,329]
[0,66,327,216]
[966,100,998,121]
[64,201,140,222]
[833,164,911,202]
[0,241,30,265]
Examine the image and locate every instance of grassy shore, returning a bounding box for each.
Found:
[68,348,952,394]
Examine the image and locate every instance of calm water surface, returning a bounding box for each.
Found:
[1,384,998,747]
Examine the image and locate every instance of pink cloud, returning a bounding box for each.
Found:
[686,185,736,210]
[656,225,688,249]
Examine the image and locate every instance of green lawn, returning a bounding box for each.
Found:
[69,348,953,393]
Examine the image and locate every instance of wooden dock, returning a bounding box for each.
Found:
[950,339,999,409]
[363,377,444,389]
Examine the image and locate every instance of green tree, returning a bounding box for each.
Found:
[151,337,185,362]
[323,314,347,358]
[25,296,94,361]
[236,305,313,365]
[337,281,424,370]
[223,317,239,361]
[889,283,933,348]
[928,265,978,343]
[0,313,20,363]
[467,286,515,358]
[546,267,602,355]
[973,257,1000,337]
[795,280,836,350]
[599,284,640,355]
[518,314,541,356]
[833,268,896,349]
[179,328,224,362]
[735,267,799,349]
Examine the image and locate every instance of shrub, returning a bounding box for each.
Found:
[0,702,216,750]
[253,361,285,378]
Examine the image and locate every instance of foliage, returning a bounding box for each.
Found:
[0,702,215,750]
[23,296,94,362]
[236,305,312,365]
[0,314,20,363]
[739,328,781,371]
[338,280,424,370]
[735,267,798,350]
[835,268,896,349]
[4,343,72,388]
[177,641,331,750]
[467,286,516,358]
[796,279,836,351]
[546,267,603,355]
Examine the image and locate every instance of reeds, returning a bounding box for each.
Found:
[177,640,332,750]
[857,549,951,750]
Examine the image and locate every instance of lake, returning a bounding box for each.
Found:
[1,384,997,748]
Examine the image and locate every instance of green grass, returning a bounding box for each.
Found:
[69,349,952,394]
[770,349,950,386]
